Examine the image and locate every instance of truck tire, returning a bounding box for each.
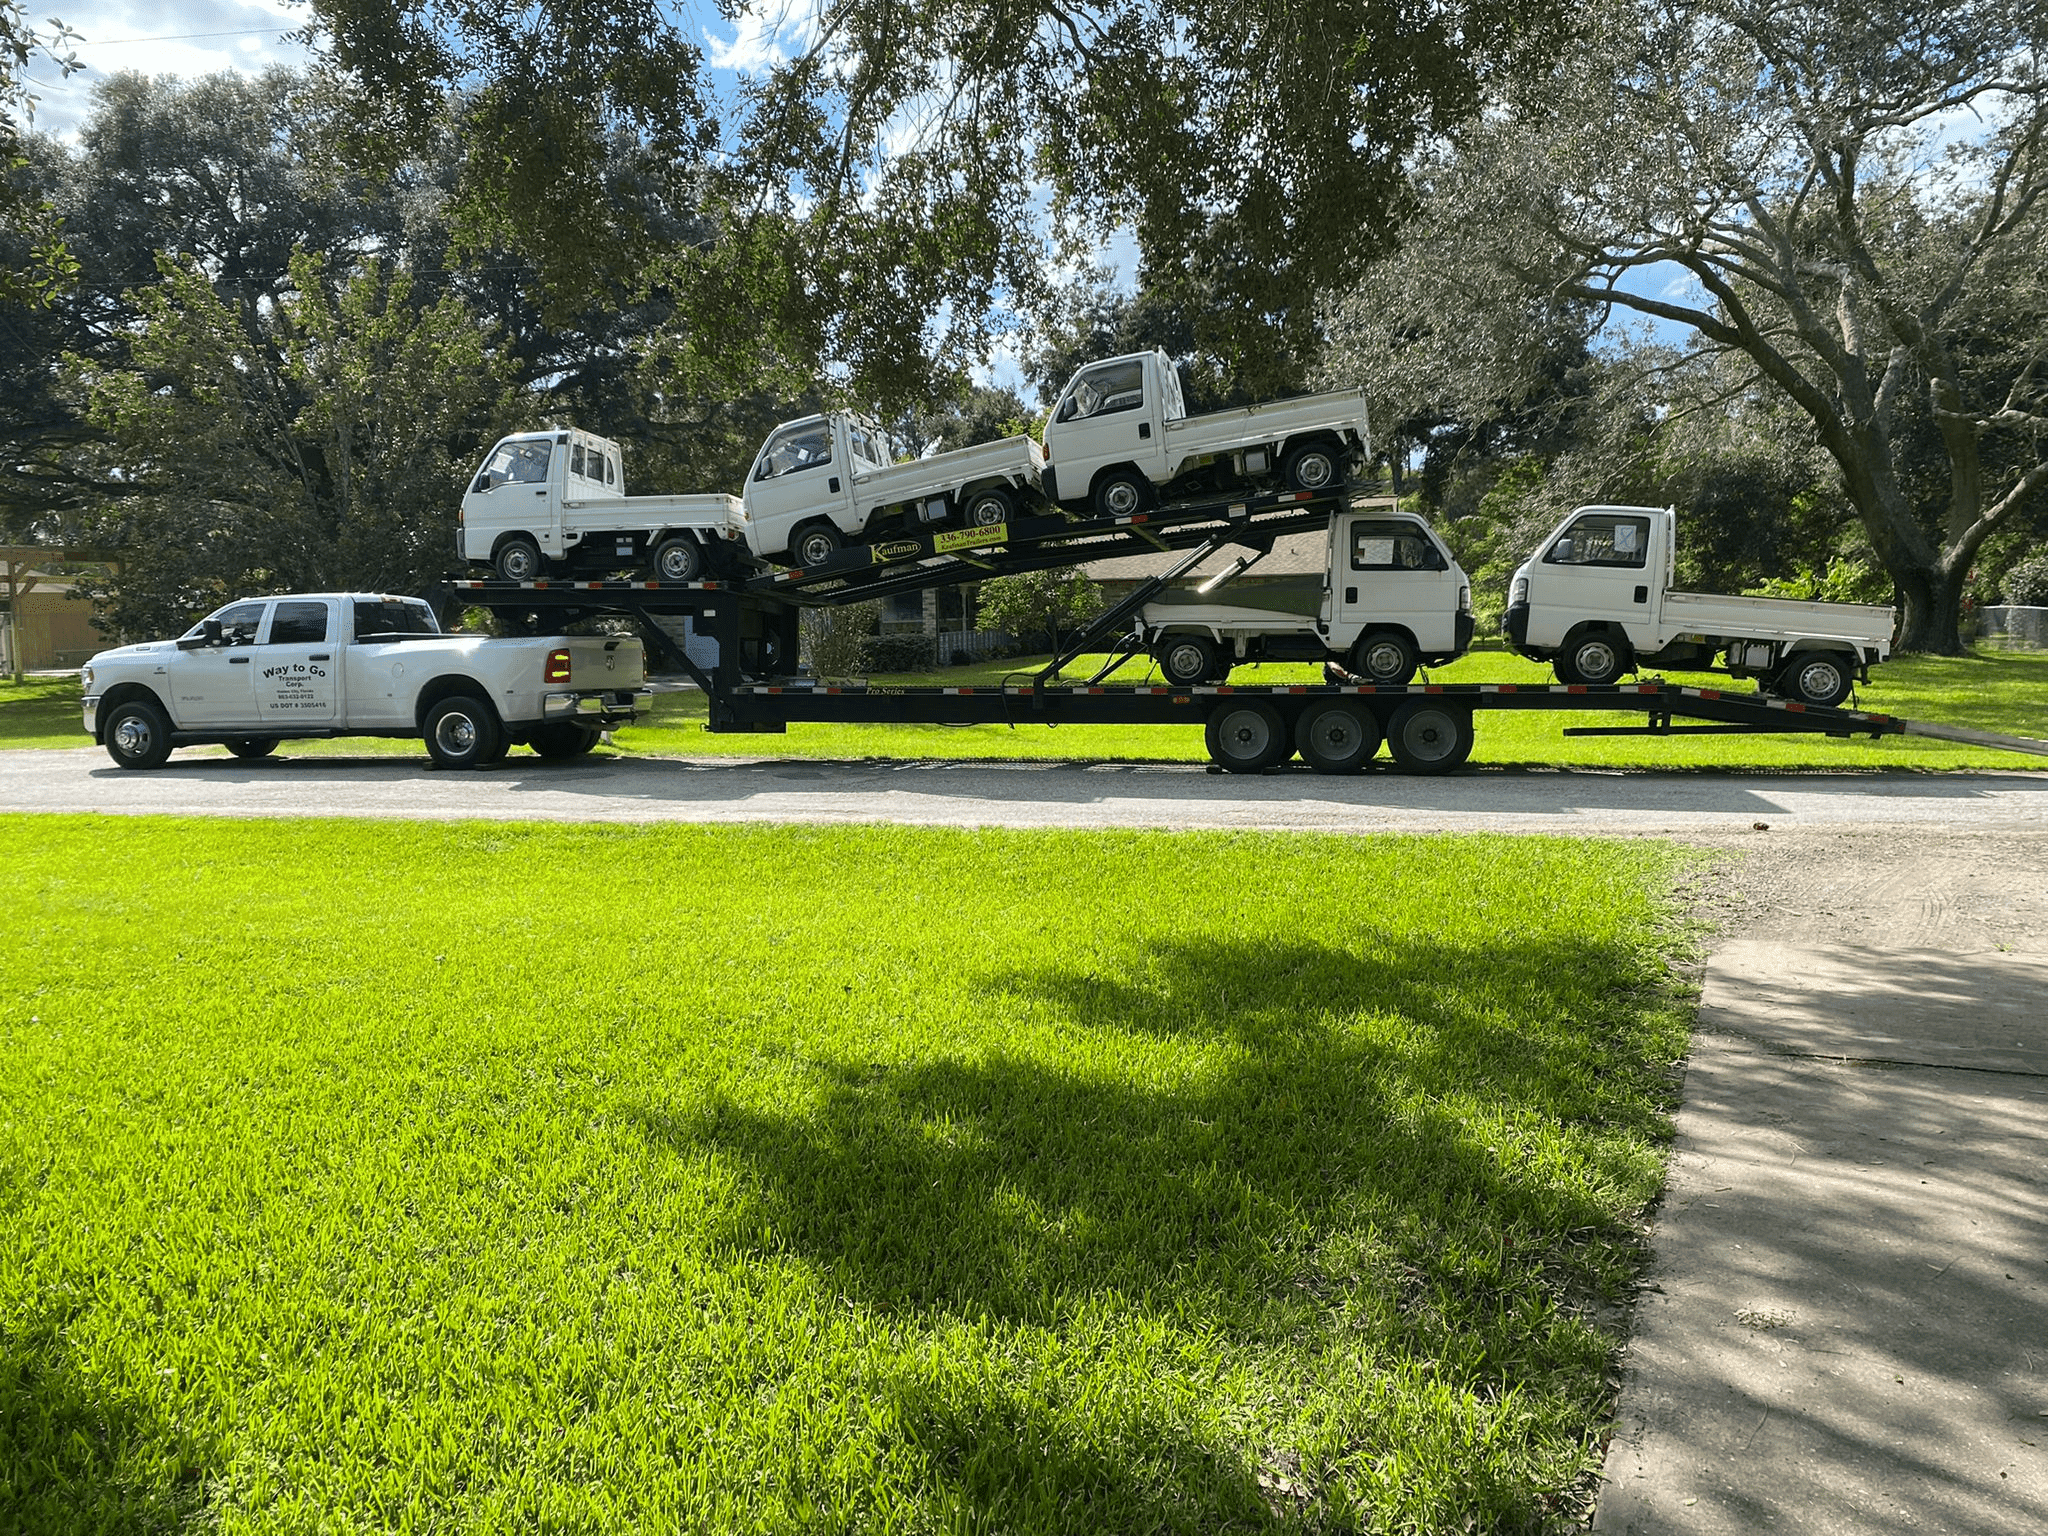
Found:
[1386,701,1472,774]
[1092,468,1152,519]
[1156,634,1221,687]
[1351,629,1418,686]
[650,536,703,583]
[1557,629,1631,686]
[1778,650,1855,707]
[225,738,279,760]
[423,695,502,768]
[529,722,600,759]
[494,536,544,582]
[103,698,173,770]
[1283,441,1343,495]
[1205,700,1289,773]
[962,486,1011,527]
[790,520,844,567]
[1295,700,1381,774]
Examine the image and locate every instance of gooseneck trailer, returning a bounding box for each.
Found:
[435,486,2048,772]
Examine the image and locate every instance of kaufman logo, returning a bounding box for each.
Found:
[873,540,922,562]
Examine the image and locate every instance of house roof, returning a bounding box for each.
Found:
[1081,495,1401,582]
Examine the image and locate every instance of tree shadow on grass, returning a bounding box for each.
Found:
[0,1315,209,1535]
[626,933,1677,1527]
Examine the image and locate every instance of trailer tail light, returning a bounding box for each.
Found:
[545,649,572,683]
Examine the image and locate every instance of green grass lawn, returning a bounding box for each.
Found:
[14,647,2046,768]
[2,817,1691,1532]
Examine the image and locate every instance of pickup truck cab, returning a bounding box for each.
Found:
[1505,505,1895,703]
[460,429,746,582]
[1040,350,1372,517]
[1135,510,1473,685]
[739,412,1046,567]
[81,592,651,769]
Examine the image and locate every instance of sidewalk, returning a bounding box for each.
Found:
[1596,832,2048,1533]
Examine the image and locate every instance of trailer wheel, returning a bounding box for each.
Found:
[225,737,279,760]
[1283,441,1344,494]
[1205,700,1289,773]
[529,723,600,759]
[1557,629,1631,685]
[424,695,502,768]
[1092,468,1153,519]
[650,536,703,583]
[1778,650,1855,707]
[1157,634,1221,687]
[103,698,173,770]
[1386,701,1472,774]
[1295,700,1381,774]
[494,536,544,582]
[1351,629,1418,686]
[963,486,1011,527]
[790,520,843,567]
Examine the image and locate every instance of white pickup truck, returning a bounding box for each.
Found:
[459,428,747,581]
[1135,510,1473,685]
[81,593,650,769]
[1041,350,1372,516]
[739,412,1045,567]
[1505,505,1895,703]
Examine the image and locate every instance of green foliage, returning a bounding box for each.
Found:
[2001,554,2048,607]
[977,568,1104,653]
[858,632,936,672]
[0,2,80,308]
[1,815,1687,1531]
[1745,556,1894,607]
[69,249,512,636]
[799,599,880,680]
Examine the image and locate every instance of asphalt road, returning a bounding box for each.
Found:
[5,744,2047,833]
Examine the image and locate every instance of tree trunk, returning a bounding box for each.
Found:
[1892,563,1969,655]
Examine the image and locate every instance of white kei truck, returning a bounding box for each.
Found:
[1039,350,1372,516]
[80,593,651,770]
[1135,509,1474,685]
[739,413,1045,568]
[459,428,746,582]
[1504,505,1895,703]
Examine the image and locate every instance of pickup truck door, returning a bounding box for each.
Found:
[168,600,267,727]
[467,438,559,555]
[252,598,341,725]
[1529,510,1658,643]
[1333,517,1459,649]
[1047,356,1161,500]
[745,418,852,550]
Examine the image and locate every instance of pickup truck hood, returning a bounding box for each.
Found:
[88,641,173,666]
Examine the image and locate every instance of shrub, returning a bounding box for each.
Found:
[800,601,879,680]
[859,633,934,672]
[2002,555,2048,608]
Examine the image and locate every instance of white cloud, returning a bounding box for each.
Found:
[702,1,823,78]
[26,0,308,138]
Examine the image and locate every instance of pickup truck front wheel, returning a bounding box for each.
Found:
[494,537,545,582]
[1092,469,1153,519]
[423,696,502,768]
[1351,630,1418,686]
[1556,630,1632,686]
[104,698,173,770]
[790,520,844,567]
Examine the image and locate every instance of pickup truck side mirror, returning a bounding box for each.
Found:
[176,619,224,651]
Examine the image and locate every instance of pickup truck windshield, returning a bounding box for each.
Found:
[353,600,441,639]
[1351,521,1447,571]
[474,439,552,492]
[1546,513,1651,568]
[1056,358,1145,422]
[185,600,265,645]
[757,421,833,479]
